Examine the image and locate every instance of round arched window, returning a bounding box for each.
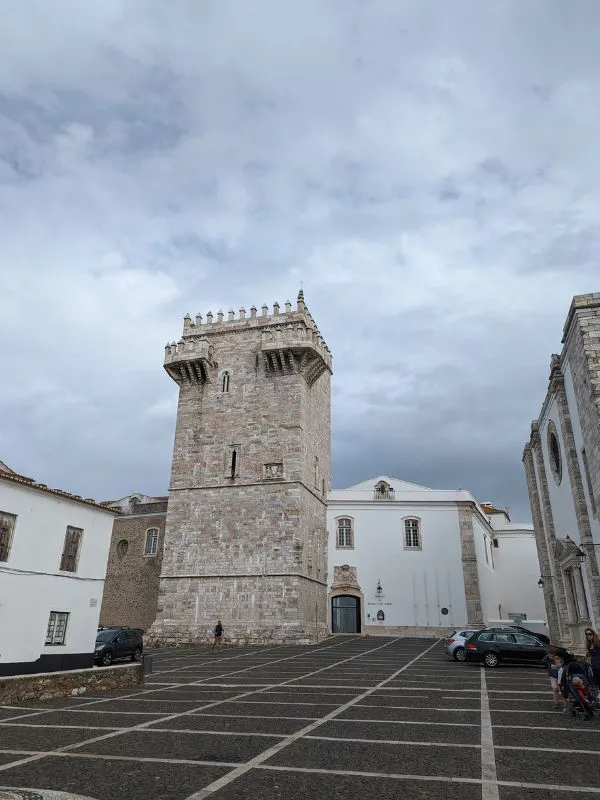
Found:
[547,421,562,485]
[117,539,129,556]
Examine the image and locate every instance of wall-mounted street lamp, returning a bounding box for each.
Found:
[538,575,553,589]
[565,536,586,563]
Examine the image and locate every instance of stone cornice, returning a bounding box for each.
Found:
[169,479,328,507]
[158,572,327,586]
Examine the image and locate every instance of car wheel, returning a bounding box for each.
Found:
[131,648,142,662]
[453,647,467,662]
[483,651,499,668]
[101,651,113,666]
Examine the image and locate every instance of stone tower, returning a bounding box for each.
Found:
[148,292,332,644]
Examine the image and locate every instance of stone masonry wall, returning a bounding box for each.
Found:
[99,508,166,631]
[0,663,142,706]
[563,294,600,517]
[150,300,331,644]
[457,503,484,626]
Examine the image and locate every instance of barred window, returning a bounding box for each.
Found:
[46,611,69,646]
[59,526,83,572]
[144,528,159,556]
[0,510,17,562]
[221,371,230,392]
[404,518,421,549]
[336,518,354,548]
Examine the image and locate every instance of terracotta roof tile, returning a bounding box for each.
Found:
[0,470,120,515]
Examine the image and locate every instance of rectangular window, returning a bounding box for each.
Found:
[0,510,17,562]
[144,528,159,556]
[45,611,69,646]
[581,448,598,517]
[404,519,421,549]
[336,519,353,548]
[59,526,83,572]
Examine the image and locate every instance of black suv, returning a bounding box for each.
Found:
[94,627,144,666]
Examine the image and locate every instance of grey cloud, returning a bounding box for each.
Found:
[1,1,599,521]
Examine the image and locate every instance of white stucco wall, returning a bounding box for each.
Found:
[540,397,580,542]
[327,479,470,630]
[0,479,114,665]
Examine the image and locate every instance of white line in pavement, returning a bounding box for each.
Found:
[183,639,441,800]
[480,667,500,800]
[0,637,421,775]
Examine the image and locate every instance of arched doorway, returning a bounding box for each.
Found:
[331,595,361,634]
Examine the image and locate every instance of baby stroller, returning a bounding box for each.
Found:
[564,661,596,720]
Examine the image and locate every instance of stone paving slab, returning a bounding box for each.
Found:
[337,705,481,724]
[80,700,206,714]
[0,727,108,751]
[499,788,600,800]
[6,711,166,728]
[318,719,481,744]
[494,727,600,751]
[496,750,600,787]
[208,769,483,800]
[265,738,481,777]
[74,730,270,763]
[147,715,309,735]
[139,690,243,701]
[0,709,35,721]
[0,757,230,800]
[199,702,330,718]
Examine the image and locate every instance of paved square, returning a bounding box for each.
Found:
[1,635,599,799]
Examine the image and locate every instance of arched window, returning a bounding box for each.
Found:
[374,481,394,500]
[221,371,230,392]
[404,518,421,550]
[336,517,354,549]
[144,528,159,556]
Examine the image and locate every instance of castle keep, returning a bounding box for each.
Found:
[148,292,332,644]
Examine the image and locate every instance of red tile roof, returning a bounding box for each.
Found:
[0,469,120,515]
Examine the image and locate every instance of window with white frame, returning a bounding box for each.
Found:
[144,528,159,556]
[336,517,354,548]
[0,510,17,562]
[45,611,69,646]
[59,526,83,572]
[404,518,421,549]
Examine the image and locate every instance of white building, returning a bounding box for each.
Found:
[523,293,600,649]
[327,476,545,637]
[0,461,117,675]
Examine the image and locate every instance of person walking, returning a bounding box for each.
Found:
[584,628,600,688]
[212,620,224,652]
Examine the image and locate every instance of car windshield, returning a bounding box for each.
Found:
[96,630,117,643]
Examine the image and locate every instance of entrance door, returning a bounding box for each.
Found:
[331,595,361,634]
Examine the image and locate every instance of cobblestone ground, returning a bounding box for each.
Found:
[0,636,598,799]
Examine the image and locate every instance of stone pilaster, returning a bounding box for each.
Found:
[457,502,484,626]
[530,425,570,644]
[551,363,600,625]
[522,443,560,640]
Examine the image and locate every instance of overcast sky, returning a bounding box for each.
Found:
[1,1,598,520]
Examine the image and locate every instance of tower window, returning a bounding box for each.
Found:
[221,371,230,392]
[231,449,237,478]
[336,517,354,548]
[404,518,421,550]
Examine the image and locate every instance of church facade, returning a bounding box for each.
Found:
[327,476,545,637]
[523,293,600,649]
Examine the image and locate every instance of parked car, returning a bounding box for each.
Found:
[445,629,482,662]
[464,628,548,667]
[94,627,144,666]
[500,625,550,644]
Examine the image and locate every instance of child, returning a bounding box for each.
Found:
[546,651,563,710]
[554,654,569,712]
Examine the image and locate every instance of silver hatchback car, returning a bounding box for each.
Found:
[445,629,481,662]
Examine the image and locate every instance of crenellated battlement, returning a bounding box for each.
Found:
[178,291,331,355]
